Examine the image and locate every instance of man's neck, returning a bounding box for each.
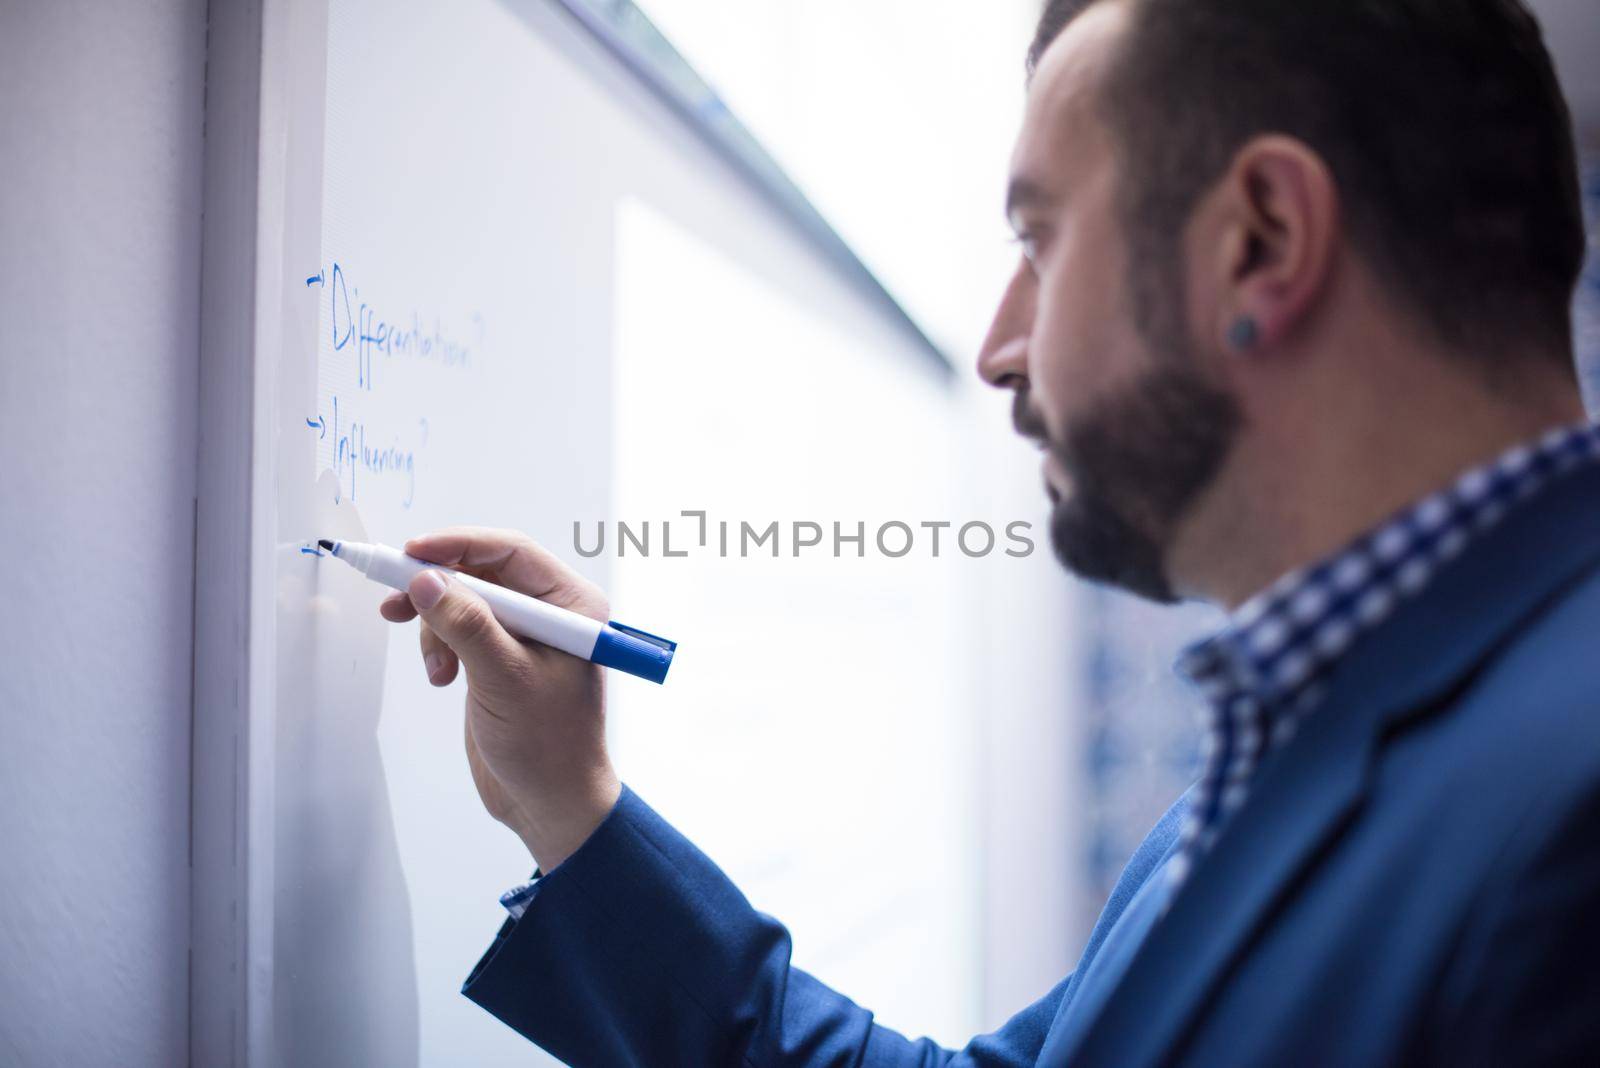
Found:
[1173,355,1588,611]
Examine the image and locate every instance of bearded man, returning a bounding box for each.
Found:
[382,1,1600,1063]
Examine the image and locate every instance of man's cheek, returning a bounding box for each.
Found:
[1028,330,1075,437]
[1032,305,1099,428]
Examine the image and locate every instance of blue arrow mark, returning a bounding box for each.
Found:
[305,415,326,438]
[306,270,324,287]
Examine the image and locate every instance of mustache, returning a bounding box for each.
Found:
[1012,388,1052,446]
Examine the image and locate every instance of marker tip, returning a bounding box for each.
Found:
[317,539,336,552]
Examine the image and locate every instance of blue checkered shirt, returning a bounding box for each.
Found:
[501,872,542,921]
[1168,420,1600,896]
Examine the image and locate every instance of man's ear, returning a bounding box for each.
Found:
[1210,135,1340,354]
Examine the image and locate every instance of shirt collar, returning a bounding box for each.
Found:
[1165,419,1600,892]
[1179,419,1600,722]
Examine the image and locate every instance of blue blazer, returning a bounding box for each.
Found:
[464,463,1600,1066]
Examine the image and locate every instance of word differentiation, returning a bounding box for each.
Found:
[302,261,476,508]
[322,261,474,390]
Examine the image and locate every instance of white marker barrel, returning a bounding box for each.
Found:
[323,541,676,683]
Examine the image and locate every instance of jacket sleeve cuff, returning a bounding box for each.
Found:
[460,783,827,1065]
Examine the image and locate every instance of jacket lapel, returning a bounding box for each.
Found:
[1052,460,1600,1068]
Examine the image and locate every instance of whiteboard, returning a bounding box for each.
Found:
[193,0,988,1064]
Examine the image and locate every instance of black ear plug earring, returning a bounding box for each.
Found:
[1228,316,1260,351]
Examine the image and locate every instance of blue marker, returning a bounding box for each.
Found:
[318,539,675,684]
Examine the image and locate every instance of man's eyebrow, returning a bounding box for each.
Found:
[1004,176,1054,222]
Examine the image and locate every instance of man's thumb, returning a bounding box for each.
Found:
[409,570,518,665]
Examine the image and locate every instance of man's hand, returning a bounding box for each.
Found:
[377,526,621,872]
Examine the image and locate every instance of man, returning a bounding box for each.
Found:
[379,0,1600,1063]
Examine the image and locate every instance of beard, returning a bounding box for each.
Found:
[1016,359,1241,603]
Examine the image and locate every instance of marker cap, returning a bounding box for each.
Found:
[591,622,677,684]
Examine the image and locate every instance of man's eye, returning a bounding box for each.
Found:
[1011,232,1041,267]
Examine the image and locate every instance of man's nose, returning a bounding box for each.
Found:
[976,262,1034,388]
[978,335,1029,389]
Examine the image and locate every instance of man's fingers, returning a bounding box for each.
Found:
[379,591,418,622]
[407,569,526,679]
[420,622,459,687]
[404,527,608,621]
[377,588,464,686]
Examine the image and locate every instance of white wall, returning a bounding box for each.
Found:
[0,2,205,1064]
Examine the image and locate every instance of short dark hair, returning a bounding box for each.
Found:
[1029,0,1585,365]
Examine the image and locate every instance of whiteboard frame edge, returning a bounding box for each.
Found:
[545,0,954,375]
[190,0,262,1058]
[192,0,305,1062]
